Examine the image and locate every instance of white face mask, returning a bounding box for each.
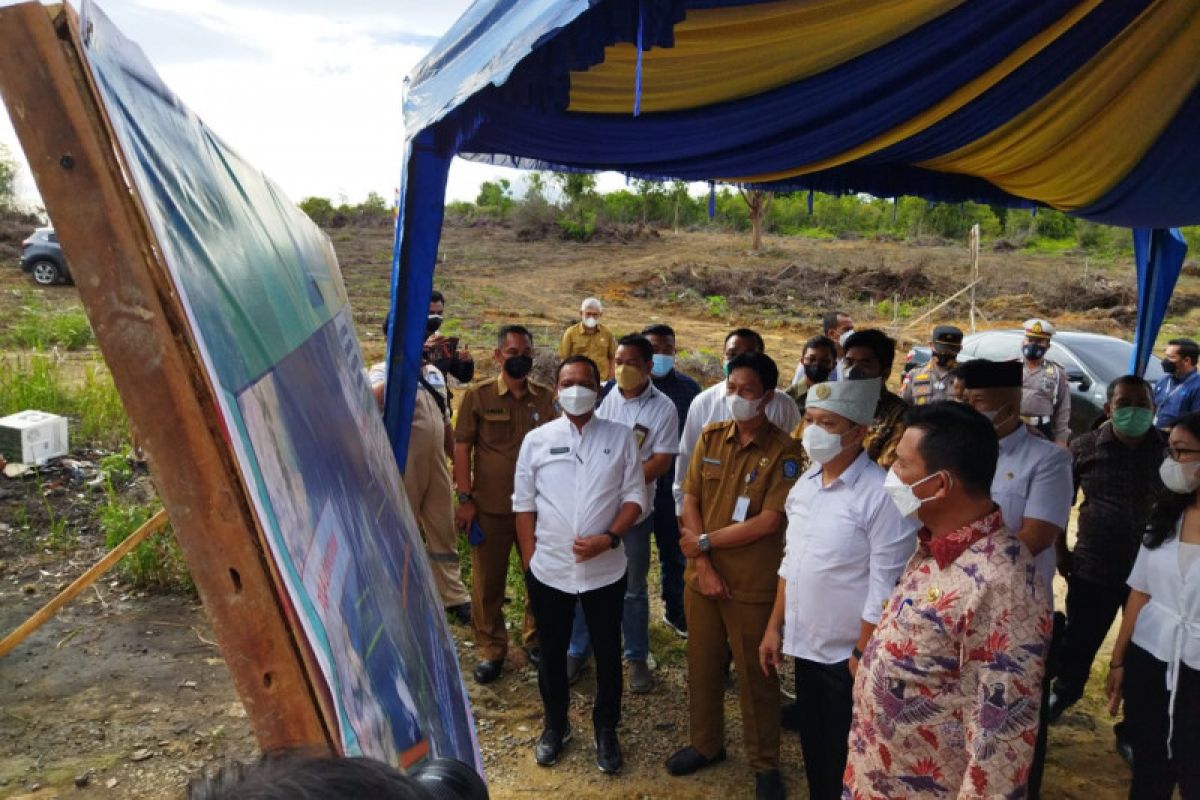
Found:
[582,316,599,329]
[1160,457,1200,495]
[883,468,943,518]
[725,392,763,422]
[802,424,845,465]
[978,403,1013,430]
[558,385,597,416]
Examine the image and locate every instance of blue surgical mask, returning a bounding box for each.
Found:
[651,353,675,378]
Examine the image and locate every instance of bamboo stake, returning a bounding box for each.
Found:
[0,509,168,658]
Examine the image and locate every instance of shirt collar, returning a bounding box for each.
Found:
[723,418,774,449]
[998,422,1029,454]
[916,506,1005,570]
[495,374,541,397]
[809,448,871,488]
[617,381,657,404]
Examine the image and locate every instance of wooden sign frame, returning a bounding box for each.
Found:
[0,2,334,753]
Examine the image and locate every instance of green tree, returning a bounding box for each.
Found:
[552,172,597,206]
[298,196,335,227]
[0,143,17,210]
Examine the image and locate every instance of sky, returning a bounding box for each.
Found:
[0,0,628,212]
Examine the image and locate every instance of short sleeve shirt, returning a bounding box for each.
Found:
[558,322,617,379]
[596,382,680,522]
[682,420,804,603]
[454,375,557,514]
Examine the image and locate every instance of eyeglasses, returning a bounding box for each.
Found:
[1167,447,1200,461]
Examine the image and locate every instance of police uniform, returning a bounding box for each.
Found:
[681,420,804,772]
[455,374,558,662]
[901,325,963,406]
[1019,319,1071,443]
[558,321,617,380]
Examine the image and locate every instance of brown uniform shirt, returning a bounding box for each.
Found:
[682,420,804,603]
[455,374,557,514]
[558,322,617,380]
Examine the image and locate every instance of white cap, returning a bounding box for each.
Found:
[807,377,881,426]
[1023,318,1055,339]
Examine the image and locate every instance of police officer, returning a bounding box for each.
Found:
[900,324,963,405]
[666,352,803,800]
[1020,318,1071,445]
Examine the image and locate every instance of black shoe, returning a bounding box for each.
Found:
[566,655,589,685]
[1114,722,1134,769]
[447,602,472,626]
[473,659,503,684]
[595,728,623,774]
[1046,689,1070,725]
[755,769,786,800]
[665,746,726,776]
[525,646,542,669]
[534,725,572,767]
[662,611,688,639]
[780,700,801,732]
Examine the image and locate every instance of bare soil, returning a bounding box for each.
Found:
[2,221,1184,798]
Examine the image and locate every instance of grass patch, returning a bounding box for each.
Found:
[99,456,193,592]
[0,353,130,450]
[2,298,94,351]
[1022,236,1077,254]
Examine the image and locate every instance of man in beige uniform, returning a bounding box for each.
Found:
[1020,318,1071,445]
[455,324,558,683]
[558,297,617,380]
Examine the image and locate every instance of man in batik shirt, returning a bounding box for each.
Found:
[844,402,1050,799]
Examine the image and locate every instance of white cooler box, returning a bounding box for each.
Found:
[0,410,69,465]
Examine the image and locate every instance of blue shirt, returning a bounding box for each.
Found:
[651,369,702,497]
[1153,369,1200,429]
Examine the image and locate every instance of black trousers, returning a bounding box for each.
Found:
[794,656,853,800]
[526,570,626,733]
[1123,642,1200,799]
[1054,576,1129,708]
[651,488,686,622]
[1027,611,1065,799]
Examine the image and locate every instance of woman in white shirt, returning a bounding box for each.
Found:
[1107,412,1200,799]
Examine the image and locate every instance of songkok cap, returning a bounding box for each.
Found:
[1023,318,1055,339]
[932,325,964,351]
[958,359,1022,390]
[807,377,881,426]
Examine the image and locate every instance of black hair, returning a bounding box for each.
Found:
[902,401,998,498]
[188,754,437,800]
[727,351,779,394]
[1107,373,1152,402]
[496,324,533,347]
[617,333,654,365]
[1168,338,1200,365]
[641,323,676,340]
[724,327,765,354]
[802,335,838,361]
[843,329,896,375]
[1144,411,1200,549]
[821,311,848,335]
[557,354,601,387]
[429,290,445,305]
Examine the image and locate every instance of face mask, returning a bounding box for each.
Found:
[426,314,443,335]
[503,355,533,379]
[843,365,874,381]
[1163,358,1178,376]
[651,354,675,378]
[803,363,832,384]
[558,385,597,416]
[1112,407,1153,438]
[615,364,644,391]
[802,424,845,465]
[582,316,599,329]
[883,468,943,518]
[725,392,763,422]
[933,351,956,367]
[1023,343,1047,360]
[1160,457,1200,495]
[722,360,733,377]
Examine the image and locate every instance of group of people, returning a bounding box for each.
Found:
[370,295,1200,800]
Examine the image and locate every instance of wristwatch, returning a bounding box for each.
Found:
[456,492,473,504]
[606,531,621,549]
[698,533,711,553]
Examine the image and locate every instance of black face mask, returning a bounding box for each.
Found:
[503,355,533,379]
[844,366,876,381]
[803,363,832,384]
[1163,358,1178,376]
[1023,343,1047,361]
[426,314,443,335]
[933,351,956,367]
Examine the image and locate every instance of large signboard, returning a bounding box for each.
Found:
[77,0,479,770]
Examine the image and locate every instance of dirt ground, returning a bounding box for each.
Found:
[1,222,1185,798]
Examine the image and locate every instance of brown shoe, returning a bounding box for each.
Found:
[628,659,653,694]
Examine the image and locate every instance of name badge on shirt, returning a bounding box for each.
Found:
[633,423,649,448]
[550,446,570,455]
[732,495,751,523]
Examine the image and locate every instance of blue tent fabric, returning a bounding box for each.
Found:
[1130,228,1190,377]
[385,0,1200,464]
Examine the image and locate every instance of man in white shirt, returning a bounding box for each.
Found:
[513,355,645,774]
[568,334,679,692]
[674,328,802,514]
[760,378,915,800]
[958,358,1072,799]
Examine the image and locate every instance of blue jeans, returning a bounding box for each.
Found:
[568,514,652,661]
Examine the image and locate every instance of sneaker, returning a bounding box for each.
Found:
[665,746,726,776]
[755,769,786,800]
[662,611,688,639]
[566,654,589,685]
[534,725,572,767]
[628,659,653,694]
[447,602,472,626]
[595,728,623,774]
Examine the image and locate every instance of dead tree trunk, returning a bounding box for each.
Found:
[739,188,773,252]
